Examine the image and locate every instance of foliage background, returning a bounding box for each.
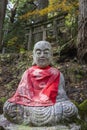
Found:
[3,0,78,53]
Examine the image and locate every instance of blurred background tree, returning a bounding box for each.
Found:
[77,0,87,64]
[0,0,81,59]
[0,0,8,52]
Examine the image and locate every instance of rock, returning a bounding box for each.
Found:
[69,123,81,130]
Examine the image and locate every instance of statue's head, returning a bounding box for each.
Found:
[32,41,53,68]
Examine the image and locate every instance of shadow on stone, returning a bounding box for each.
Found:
[0,126,5,130]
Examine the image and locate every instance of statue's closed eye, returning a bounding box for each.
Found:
[36,49,49,55]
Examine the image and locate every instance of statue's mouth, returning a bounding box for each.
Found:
[39,58,46,61]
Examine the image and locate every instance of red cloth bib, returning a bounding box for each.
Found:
[8,66,60,106]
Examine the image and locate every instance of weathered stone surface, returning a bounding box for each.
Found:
[3,99,78,126]
[3,41,78,127]
[0,115,81,130]
[0,41,81,130]
[10,125,70,130]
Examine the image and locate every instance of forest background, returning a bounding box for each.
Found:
[0,0,87,63]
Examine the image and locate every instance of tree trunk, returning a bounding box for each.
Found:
[37,0,49,9]
[77,0,87,63]
[10,0,20,23]
[31,0,49,46]
[0,0,8,52]
[35,0,49,22]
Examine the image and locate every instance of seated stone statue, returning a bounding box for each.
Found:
[3,41,78,126]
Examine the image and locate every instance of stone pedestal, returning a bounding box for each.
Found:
[3,125,70,130]
[0,115,80,130]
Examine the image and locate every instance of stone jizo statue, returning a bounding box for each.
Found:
[3,41,78,126]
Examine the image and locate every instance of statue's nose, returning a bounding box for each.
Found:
[40,52,45,57]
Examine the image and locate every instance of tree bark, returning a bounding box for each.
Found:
[37,0,49,9]
[10,0,19,23]
[31,0,49,46]
[77,0,87,63]
[0,0,8,52]
[35,0,49,22]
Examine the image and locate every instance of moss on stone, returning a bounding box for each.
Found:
[81,122,87,130]
[70,100,87,130]
[79,100,87,111]
[78,100,87,117]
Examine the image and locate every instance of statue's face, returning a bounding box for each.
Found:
[33,41,52,68]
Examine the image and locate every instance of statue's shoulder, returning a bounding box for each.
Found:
[23,66,38,76]
[21,67,33,77]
